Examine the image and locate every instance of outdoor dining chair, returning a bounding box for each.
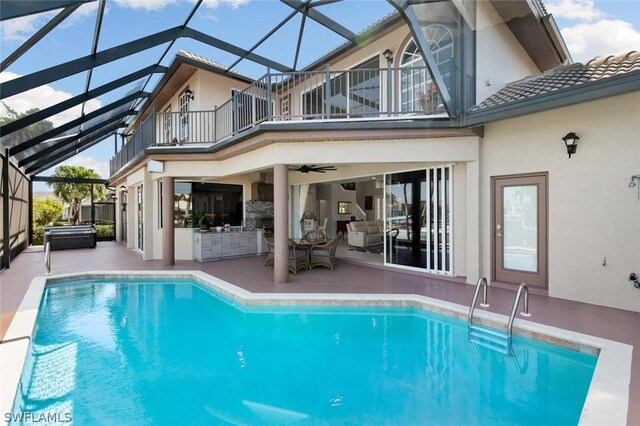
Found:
[309,235,342,271]
[288,239,309,275]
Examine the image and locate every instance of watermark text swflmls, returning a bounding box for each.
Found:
[4,412,72,423]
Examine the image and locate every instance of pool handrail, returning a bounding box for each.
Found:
[468,277,489,328]
[45,241,51,275]
[507,283,532,348]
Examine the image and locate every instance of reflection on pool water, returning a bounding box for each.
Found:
[12,278,596,425]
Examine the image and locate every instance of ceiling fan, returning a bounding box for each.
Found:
[289,165,337,174]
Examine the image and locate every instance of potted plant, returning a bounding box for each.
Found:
[417,83,439,113]
[188,210,204,229]
[199,213,211,231]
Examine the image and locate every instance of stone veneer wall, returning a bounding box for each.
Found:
[245,200,274,230]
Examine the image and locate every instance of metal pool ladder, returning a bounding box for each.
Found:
[468,278,532,356]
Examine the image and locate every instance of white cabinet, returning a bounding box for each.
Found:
[194,230,261,261]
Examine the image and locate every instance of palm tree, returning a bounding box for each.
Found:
[0,103,54,147]
[47,166,106,225]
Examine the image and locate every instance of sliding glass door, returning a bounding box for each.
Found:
[384,166,452,274]
[137,185,143,251]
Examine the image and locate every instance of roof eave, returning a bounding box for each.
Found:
[463,71,640,126]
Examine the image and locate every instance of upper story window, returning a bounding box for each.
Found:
[400,25,453,113]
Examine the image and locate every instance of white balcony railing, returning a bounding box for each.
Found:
[110,65,464,176]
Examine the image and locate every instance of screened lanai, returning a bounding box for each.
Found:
[1,0,484,269]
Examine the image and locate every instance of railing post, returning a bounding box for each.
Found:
[324,64,331,119]
[266,68,273,121]
[387,62,393,116]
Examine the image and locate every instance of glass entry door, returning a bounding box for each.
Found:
[493,174,547,288]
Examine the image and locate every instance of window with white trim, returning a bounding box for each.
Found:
[400,25,453,113]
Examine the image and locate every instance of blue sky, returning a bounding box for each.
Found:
[1,0,638,190]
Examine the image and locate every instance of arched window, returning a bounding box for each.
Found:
[400,24,453,113]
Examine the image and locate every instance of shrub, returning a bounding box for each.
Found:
[33,226,44,245]
[33,198,63,227]
[95,224,114,238]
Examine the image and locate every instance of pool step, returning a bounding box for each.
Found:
[469,325,510,355]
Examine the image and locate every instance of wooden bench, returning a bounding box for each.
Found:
[44,225,97,250]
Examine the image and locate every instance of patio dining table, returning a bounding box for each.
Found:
[290,237,326,269]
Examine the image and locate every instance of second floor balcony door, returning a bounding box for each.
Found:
[179,91,190,142]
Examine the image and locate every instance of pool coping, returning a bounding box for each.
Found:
[0,270,632,426]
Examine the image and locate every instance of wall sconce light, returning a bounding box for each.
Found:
[120,185,127,193]
[184,89,194,101]
[629,175,640,202]
[382,49,393,64]
[561,132,579,158]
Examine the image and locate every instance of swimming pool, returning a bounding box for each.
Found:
[4,273,615,425]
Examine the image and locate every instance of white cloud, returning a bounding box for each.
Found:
[57,155,109,178]
[546,0,604,22]
[111,0,249,13]
[1,3,99,42]
[0,72,102,127]
[1,12,54,42]
[63,1,102,26]
[562,19,640,62]
[113,0,176,10]
[201,0,250,9]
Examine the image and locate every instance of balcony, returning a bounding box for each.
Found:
[110,65,462,176]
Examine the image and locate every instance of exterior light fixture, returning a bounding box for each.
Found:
[120,185,127,192]
[629,175,640,202]
[382,49,393,63]
[561,132,579,158]
[184,89,194,100]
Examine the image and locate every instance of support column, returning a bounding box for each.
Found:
[273,164,289,283]
[162,176,175,266]
[142,171,153,260]
[466,160,481,284]
[2,148,10,268]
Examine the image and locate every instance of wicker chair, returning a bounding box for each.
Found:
[317,218,328,241]
[309,235,341,271]
[288,239,309,275]
[263,234,275,266]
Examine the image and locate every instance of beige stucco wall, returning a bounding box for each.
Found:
[481,91,640,312]
[475,1,540,103]
[158,68,249,114]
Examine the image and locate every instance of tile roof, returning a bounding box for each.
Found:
[176,50,256,81]
[475,51,640,110]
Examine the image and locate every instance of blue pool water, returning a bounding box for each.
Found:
[12,278,596,425]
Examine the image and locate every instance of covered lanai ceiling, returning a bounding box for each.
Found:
[0,0,402,176]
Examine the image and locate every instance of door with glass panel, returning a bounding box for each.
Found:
[493,174,547,288]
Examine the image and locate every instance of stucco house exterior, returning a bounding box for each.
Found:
[109,0,640,313]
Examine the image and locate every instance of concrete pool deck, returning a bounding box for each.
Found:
[1,242,639,424]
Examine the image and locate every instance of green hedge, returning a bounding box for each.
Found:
[95,224,114,238]
[33,226,44,245]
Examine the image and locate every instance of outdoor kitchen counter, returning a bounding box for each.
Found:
[193,229,265,261]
